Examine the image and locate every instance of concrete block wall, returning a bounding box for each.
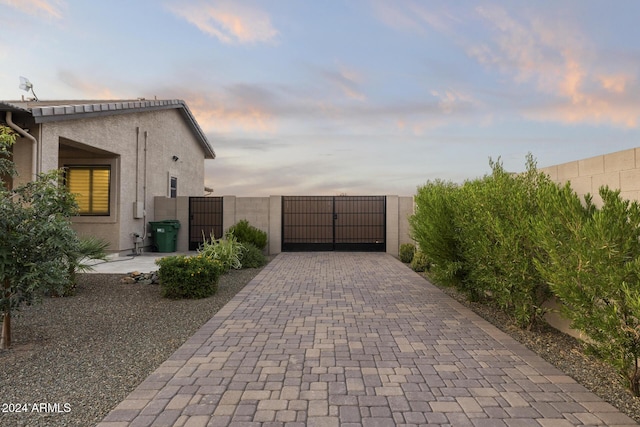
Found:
[540,147,639,206]
[222,196,270,235]
[398,196,415,248]
[154,195,414,256]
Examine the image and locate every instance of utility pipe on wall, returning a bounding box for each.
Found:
[142,131,148,250]
[5,111,38,180]
[135,127,140,204]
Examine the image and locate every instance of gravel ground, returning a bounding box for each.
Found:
[422,273,640,424]
[0,265,268,427]
[3,259,640,426]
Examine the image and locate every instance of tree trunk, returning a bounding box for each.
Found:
[1,278,10,349]
[1,310,10,350]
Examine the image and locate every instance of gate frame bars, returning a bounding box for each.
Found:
[188,196,223,250]
[281,196,386,252]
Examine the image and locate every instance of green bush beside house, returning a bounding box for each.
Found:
[156,254,223,299]
[156,220,268,300]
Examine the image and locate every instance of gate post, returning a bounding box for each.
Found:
[386,195,399,257]
[176,196,190,252]
[269,195,282,255]
[222,196,236,236]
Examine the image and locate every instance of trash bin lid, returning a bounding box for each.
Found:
[150,220,180,229]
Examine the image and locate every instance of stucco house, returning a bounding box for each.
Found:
[0,99,215,254]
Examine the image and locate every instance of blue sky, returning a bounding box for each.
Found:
[1,0,639,196]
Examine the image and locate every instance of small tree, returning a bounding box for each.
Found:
[1,125,79,349]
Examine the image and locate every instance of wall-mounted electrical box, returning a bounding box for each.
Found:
[133,202,145,219]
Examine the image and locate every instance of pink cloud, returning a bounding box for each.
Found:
[167,0,278,44]
[370,0,458,35]
[599,74,630,94]
[471,5,640,128]
[189,97,276,133]
[430,89,476,115]
[319,65,367,102]
[153,86,277,133]
[370,2,640,129]
[0,0,65,19]
[57,70,117,98]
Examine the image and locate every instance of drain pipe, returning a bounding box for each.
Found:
[142,130,148,251]
[5,111,38,180]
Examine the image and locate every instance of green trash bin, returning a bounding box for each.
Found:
[149,220,181,252]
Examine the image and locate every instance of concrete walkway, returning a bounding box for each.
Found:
[87,252,192,274]
[98,253,638,427]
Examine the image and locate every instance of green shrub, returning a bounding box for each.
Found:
[199,232,244,273]
[156,254,222,299]
[241,243,268,268]
[534,186,640,395]
[411,155,554,328]
[411,152,640,395]
[410,179,466,287]
[62,236,110,297]
[399,243,416,263]
[454,155,553,326]
[410,251,430,272]
[227,219,267,250]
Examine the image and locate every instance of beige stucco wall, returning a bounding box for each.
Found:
[540,147,638,206]
[222,196,270,235]
[385,196,416,257]
[398,196,415,248]
[222,196,272,253]
[32,109,209,253]
[386,196,400,256]
[269,195,282,255]
[10,136,35,188]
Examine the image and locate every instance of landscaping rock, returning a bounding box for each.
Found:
[121,271,160,285]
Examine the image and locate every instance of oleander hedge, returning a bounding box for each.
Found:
[411,153,640,395]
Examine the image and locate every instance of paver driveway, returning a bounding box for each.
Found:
[99,253,638,427]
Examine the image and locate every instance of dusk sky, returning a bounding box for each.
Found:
[1,0,639,196]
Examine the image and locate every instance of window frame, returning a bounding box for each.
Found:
[65,165,112,216]
[169,175,178,199]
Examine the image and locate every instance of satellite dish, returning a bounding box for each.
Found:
[19,76,39,101]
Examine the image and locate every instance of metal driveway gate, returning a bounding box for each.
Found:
[189,197,223,250]
[282,196,386,252]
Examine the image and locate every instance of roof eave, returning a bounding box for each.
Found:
[10,99,215,160]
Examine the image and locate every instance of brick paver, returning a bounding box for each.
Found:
[98,253,638,426]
